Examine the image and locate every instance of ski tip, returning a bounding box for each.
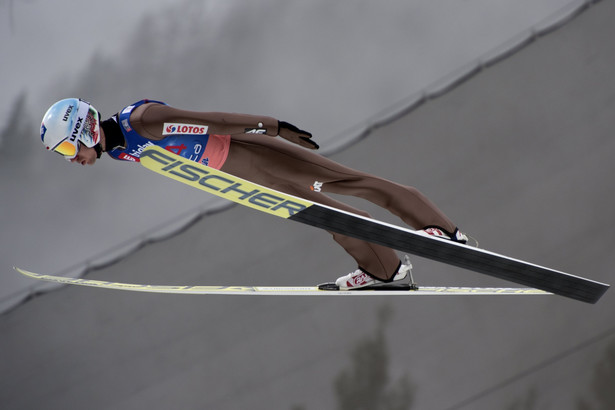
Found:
[13,266,28,276]
[13,266,38,278]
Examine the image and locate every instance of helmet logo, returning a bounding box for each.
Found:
[62,105,74,122]
[70,116,84,142]
[40,124,47,141]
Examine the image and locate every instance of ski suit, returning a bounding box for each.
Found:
[101,100,458,280]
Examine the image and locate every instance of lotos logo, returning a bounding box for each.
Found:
[163,123,208,136]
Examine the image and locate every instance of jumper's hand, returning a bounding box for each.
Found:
[278,121,319,150]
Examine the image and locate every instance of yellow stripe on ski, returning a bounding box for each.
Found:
[14,267,550,296]
[140,145,312,219]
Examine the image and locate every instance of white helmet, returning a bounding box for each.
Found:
[40,98,101,160]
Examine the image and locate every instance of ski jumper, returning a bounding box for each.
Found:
[102,100,457,280]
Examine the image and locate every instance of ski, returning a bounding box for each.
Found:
[14,267,550,296]
[139,146,608,303]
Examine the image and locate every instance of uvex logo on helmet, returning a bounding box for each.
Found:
[62,105,74,122]
[163,123,208,136]
[70,116,84,142]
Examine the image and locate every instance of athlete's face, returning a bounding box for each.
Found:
[70,142,97,166]
[69,126,104,166]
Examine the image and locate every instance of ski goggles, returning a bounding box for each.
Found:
[52,139,80,159]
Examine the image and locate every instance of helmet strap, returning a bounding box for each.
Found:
[94,143,103,159]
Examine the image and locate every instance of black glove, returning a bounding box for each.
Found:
[278,121,319,150]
